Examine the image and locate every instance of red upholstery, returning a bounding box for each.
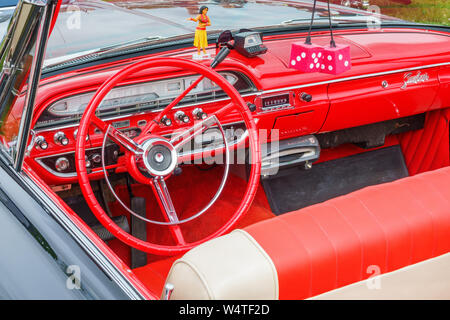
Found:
[245,166,450,299]
[399,109,450,176]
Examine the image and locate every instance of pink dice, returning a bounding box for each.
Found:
[289,42,324,73]
[319,44,351,75]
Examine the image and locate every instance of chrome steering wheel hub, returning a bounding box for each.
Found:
[141,138,178,177]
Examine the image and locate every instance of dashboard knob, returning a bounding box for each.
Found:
[54,131,69,146]
[91,153,102,164]
[160,115,172,127]
[175,111,190,124]
[55,157,70,172]
[85,157,91,169]
[300,93,313,102]
[35,136,48,150]
[73,129,89,141]
[246,102,257,112]
[193,108,207,120]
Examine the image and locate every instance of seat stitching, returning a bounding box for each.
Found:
[350,193,389,272]
[417,113,444,173]
[304,210,339,289]
[233,229,279,299]
[413,112,440,174]
[328,201,365,281]
[276,217,314,298]
[167,258,215,299]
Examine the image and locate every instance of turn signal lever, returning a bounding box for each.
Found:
[210,46,230,69]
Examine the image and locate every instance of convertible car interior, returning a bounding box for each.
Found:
[1,0,449,299]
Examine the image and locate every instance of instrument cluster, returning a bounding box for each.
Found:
[29,71,257,181]
[35,71,255,129]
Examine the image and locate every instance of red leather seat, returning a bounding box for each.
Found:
[244,166,450,299]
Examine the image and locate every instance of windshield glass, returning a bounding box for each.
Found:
[2,1,448,66]
[43,0,401,64]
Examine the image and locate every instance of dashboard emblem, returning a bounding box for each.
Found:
[401,71,429,89]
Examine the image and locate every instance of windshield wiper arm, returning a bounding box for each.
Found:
[282,16,399,27]
[98,36,165,55]
[43,36,165,69]
[281,17,339,26]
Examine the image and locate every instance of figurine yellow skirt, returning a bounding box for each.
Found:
[194,29,208,49]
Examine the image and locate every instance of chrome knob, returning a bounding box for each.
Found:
[73,129,89,141]
[54,131,69,146]
[55,157,70,172]
[35,136,48,150]
[162,283,174,300]
[91,153,101,164]
[300,92,312,102]
[85,155,91,168]
[160,115,172,127]
[175,111,190,124]
[193,108,207,120]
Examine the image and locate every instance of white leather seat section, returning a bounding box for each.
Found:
[310,252,450,300]
[163,229,279,300]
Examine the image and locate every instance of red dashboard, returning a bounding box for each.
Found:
[26,27,450,185]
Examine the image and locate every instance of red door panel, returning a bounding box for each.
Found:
[433,66,450,109]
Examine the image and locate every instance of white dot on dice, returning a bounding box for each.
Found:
[328,65,333,71]
[345,61,349,66]
[321,64,325,69]
[312,53,316,59]
[301,52,306,58]
[318,52,322,58]
[297,56,301,61]
[310,63,314,69]
[314,58,318,63]
[328,55,332,61]
[339,54,343,60]
[316,63,320,68]
[291,60,296,66]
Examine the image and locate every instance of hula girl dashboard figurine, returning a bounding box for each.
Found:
[188,6,211,59]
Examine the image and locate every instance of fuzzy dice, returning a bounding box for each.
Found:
[319,43,351,75]
[289,42,324,73]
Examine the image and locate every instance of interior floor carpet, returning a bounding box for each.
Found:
[262,145,409,215]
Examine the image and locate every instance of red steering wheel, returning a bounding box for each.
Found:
[75,57,261,255]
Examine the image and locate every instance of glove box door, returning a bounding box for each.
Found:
[321,68,440,132]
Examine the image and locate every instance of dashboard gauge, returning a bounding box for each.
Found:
[37,71,254,129]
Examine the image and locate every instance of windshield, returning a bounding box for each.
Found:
[2,0,448,67]
[43,0,401,64]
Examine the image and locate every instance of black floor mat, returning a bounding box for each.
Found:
[262,145,409,215]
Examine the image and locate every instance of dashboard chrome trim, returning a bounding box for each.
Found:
[35,145,113,178]
[33,93,256,133]
[35,121,247,178]
[260,62,450,95]
[32,62,450,133]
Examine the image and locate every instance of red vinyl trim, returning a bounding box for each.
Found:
[399,108,450,175]
[245,166,450,299]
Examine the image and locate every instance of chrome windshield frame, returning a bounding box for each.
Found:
[0,0,58,171]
